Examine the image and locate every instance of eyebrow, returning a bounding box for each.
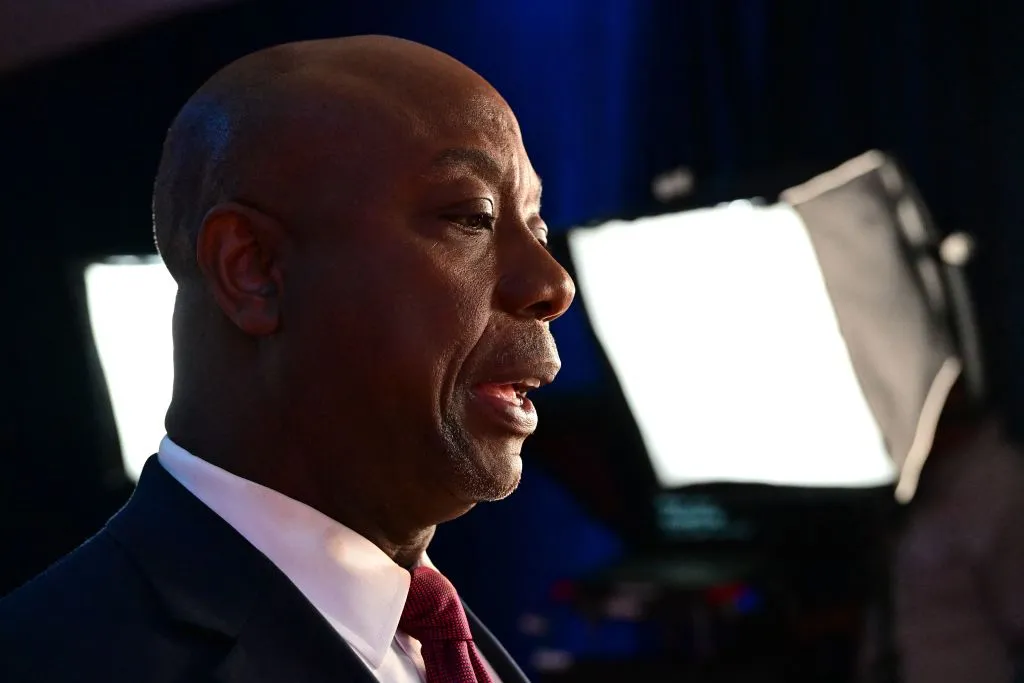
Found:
[430,147,505,183]
[430,147,543,206]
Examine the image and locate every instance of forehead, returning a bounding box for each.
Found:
[414,99,541,199]
[282,72,541,212]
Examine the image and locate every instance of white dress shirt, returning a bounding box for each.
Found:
[158,436,501,683]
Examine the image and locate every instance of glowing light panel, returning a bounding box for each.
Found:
[568,203,897,489]
[84,257,175,481]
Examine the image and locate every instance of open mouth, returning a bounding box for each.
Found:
[475,380,539,407]
[469,379,543,435]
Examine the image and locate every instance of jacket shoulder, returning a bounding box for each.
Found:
[0,529,228,682]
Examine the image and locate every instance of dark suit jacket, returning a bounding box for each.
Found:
[0,458,529,683]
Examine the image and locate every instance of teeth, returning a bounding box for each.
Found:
[480,383,521,403]
[477,382,532,406]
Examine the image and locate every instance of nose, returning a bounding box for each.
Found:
[496,236,576,323]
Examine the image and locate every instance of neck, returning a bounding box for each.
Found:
[367,526,436,569]
[165,400,445,568]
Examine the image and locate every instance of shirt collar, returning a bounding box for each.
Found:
[157,436,417,669]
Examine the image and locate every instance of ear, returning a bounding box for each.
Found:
[195,202,286,336]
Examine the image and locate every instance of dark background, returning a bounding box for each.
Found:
[2,0,1022,678]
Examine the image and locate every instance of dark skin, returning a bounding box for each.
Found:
[156,36,575,568]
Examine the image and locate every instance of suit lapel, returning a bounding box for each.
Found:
[465,604,531,683]
[211,588,377,683]
[106,457,377,683]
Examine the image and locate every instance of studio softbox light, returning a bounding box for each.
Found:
[567,151,977,502]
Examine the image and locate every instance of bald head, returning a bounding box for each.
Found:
[153,35,512,282]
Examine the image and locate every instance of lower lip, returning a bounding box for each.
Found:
[469,385,538,435]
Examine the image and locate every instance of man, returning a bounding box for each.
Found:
[0,35,575,683]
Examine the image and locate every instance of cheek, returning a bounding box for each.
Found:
[392,261,492,391]
[383,256,495,424]
[284,248,493,420]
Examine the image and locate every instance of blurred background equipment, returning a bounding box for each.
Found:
[556,149,982,537]
[83,257,175,482]
[569,199,897,492]
[517,150,983,681]
[3,2,1024,681]
[781,152,985,503]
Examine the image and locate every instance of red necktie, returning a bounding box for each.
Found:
[399,566,494,683]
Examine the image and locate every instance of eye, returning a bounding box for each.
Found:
[535,224,551,251]
[445,212,496,232]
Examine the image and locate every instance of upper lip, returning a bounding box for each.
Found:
[474,359,561,392]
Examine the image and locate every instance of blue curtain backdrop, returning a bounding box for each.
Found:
[2,0,1023,672]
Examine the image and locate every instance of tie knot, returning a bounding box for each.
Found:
[400,566,473,643]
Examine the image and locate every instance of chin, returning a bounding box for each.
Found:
[478,452,523,502]
[454,444,523,503]
[440,417,527,502]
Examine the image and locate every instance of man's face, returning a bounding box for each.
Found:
[280,83,575,509]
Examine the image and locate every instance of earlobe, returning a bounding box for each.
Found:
[196,202,285,336]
